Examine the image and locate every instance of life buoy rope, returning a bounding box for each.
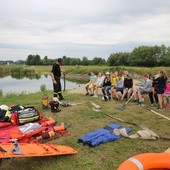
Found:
[128,157,144,170]
[117,153,170,170]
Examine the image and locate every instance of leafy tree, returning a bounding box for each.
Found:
[92,57,106,65]
[82,57,89,65]
[26,54,33,65]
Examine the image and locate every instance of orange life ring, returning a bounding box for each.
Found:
[117,153,170,170]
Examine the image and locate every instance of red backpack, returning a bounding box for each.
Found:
[11,106,41,125]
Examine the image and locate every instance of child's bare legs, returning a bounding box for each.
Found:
[113,89,119,100]
[127,88,133,99]
[137,91,143,102]
[133,90,138,101]
[110,87,114,100]
[158,94,163,109]
[85,85,89,93]
[121,88,128,100]
[89,88,93,95]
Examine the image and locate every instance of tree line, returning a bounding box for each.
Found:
[25,44,170,67]
[26,55,106,66]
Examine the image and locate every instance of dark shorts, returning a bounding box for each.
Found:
[156,88,165,94]
[139,90,149,95]
[116,87,123,93]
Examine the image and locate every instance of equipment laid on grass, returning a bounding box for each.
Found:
[0,142,77,159]
[114,126,159,140]
[49,100,60,113]
[0,122,11,129]
[0,118,66,143]
[147,108,170,121]
[106,114,138,126]
[11,106,41,125]
[117,152,170,170]
[116,92,134,111]
[78,123,131,147]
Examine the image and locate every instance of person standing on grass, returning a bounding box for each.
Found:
[154,70,167,110]
[51,58,65,100]
[163,76,170,108]
[149,74,159,107]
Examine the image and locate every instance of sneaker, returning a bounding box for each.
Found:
[90,94,94,96]
[132,100,138,103]
[136,101,142,106]
[103,95,107,101]
[92,94,98,97]
[157,107,163,110]
[150,104,154,107]
[155,103,159,107]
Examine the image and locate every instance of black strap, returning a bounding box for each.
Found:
[0,146,7,153]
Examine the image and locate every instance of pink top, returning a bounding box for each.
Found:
[165,82,170,94]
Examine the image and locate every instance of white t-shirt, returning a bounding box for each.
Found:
[96,76,105,86]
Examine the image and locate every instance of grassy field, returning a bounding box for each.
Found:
[0,90,170,170]
[29,65,170,76]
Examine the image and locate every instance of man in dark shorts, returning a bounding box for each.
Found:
[51,58,64,100]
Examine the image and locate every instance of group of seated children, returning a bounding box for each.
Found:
[85,69,170,110]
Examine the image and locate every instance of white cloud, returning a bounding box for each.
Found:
[0,0,170,60]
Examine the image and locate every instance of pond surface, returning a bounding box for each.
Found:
[0,75,80,95]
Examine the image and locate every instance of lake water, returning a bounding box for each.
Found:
[0,75,80,95]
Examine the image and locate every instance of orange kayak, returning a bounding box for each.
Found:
[0,143,77,158]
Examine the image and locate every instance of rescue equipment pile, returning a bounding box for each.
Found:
[0,104,77,158]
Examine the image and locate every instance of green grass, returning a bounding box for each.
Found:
[40,84,47,92]
[30,65,170,76]
[0,91,170,170]
[0,65,35,76]
[1,65,170,79]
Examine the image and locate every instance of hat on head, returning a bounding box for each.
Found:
[105,71,110,75]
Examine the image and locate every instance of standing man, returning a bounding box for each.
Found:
[51,58,64,100]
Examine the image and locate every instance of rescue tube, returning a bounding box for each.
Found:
[117,153,170,170]
[0,143,77,158]
[0,122,11,128]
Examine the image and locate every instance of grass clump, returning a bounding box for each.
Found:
[40,84,47,92]
[0,88,3,97]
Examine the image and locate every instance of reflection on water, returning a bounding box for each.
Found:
[0,75,80,95]
[11,74,41,80]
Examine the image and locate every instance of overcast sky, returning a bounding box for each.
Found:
[0,0,170,61]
